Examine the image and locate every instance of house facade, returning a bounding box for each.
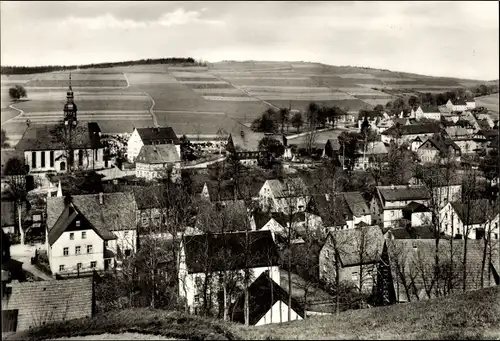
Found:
[127,127,180,163]
[381,123,442,146]
[415,106,441,121]
[178,231,281,315]
[372,185,430,227]
[416,137,461,164]
[135,144,181,180]
[445,98,468,112]
[258,178,309,214]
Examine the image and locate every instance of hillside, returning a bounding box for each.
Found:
[6,286,500,340]
[1,60,497,148]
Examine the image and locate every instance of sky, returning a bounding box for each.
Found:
[1,1,498,80]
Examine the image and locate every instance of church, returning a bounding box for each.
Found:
[15,74,109,174]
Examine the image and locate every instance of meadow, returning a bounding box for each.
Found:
[475,93,499,113]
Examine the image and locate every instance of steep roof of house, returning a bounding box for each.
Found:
[325,139,341,152]
[15,123,103,152]
[377,185,430,203]
[232,271,305,325]
[182,230,280,273]
[266,177,308,198]
[253,211,287,230]
[382,123,441,137]
[327,226,384,267]
[342,192,370,217]
[4,277,93,331]
[136,144,180,164]
[307,194,350,226]
[136,127,180,145]
[403,201,430,216]
[420,106,440,113]
[419,137,460,153]
[450,199,496,225]
[47,192,136,234]
[410,166,464,186]
[385,239,499,301]
[445,126,470,138]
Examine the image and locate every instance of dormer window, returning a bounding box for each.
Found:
[76,220,80,227]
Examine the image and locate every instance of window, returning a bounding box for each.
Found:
[124,231,129,237]
[195,276,202,287]
[390,211,394,217]
[75,246,81,255]
[33,214,42,222]
[352,272,358,282]
[82,231,86,239]
[87,245,93,254]
[495,233,498,240]
[445,213,448,219]
[78,150,83,166]
[77,263,82,270]
[50,151,54,167]
[325,249,330,259]
[70,233,74,240]
[41,151,45,168]
[125,249,131,257]
[90,261,97,268]
[446,224,449,232]
[76,220,80,227]
[194,295,200,303]
[32,151,37,168]
[59,265,65,271]
[63,247,69,256]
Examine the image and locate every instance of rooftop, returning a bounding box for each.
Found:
[136,144,180,164]
[136,127,180,145]
[377,185,430,203]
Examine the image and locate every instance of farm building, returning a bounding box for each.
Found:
[127,126,180,163]
[135,144,181,180]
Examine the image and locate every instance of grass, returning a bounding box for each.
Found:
[476,93,499,113]
[11,98,151,113]
[233,286,500,340]
[24,79,128,88]
[8,287,500,341]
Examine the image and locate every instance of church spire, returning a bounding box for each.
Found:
[64,72,77,125]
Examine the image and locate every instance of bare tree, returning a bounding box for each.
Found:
[4,175,29,245]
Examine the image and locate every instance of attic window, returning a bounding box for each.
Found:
[76,220,80,227]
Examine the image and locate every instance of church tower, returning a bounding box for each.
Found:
[63,73,78,127]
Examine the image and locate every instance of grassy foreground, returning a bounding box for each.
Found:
[7,287,500,340]
[233,286,500,340]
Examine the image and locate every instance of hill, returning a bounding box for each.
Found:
[6,286,500,340]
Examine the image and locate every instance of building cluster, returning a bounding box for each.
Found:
[1,80,499,333]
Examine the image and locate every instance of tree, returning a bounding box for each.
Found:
[49,121,93,173]
[251,109,278,133]
[4,175,29,245]
[4,157,27,176]
[291,112,304,133]
[180,135,196,161]
[278,108,290,134]
[373,105,384,115]
[338,132,360,171]
[1,129,9,148]
[8,84,27,101]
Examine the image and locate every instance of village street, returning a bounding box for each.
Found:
[9,242,54,281]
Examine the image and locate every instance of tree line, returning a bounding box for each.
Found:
[1,57,200,75]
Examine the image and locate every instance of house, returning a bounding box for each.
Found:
[319,226,384,292]
[322,139,341,159]
[439,199,499,240]
[250,211,322,241]
[225,133,268,166]
[376,239,499,304]
[408,170,463,209]
[135,144,181,180]
[416,137,461,164]
[401,202,432,227]
[178,230,281,315]
[414,106,441,121]
[381,123,442,145]
[1,277,93,333]
[231,271,304,325]
[258,178,309,214]
[476,113,495,129]
[445,126,470,140]
[445,97,468,112]
[307,192,372,231]
[127,126,180,163]
[349,141,388,170]
[372,185,430,227]
[466,96,476,110]
[16,122,107,175]
[383,225,435,240]
[46,192,137,276]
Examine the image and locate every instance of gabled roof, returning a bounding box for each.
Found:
[136,127,180,145]
[420,106,440,113]
[377,185,430,203]
[342,192,370,217]
[445,126,470,138]
[16,123,103,152]
[136,144,180,164]
[450,199,496,225]
[232,271,305,325]
[418,137,460,153]
[382,123,441,137]
[266,177,308,198]
[386,225,435,239]
[326,226,384,267]
[4,277,93,331]
[182,231,280,273]
[307,193,350,226]
[325,139,341,152]
[47,192,136,235]
[356,141,388,155]
[253,211,287,230]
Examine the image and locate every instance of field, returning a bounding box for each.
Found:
[476,93,499,113]
[7,286,500,340]
[0,61,490,145]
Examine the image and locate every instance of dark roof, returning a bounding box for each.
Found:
[450,199,495,225]
[386,225,435,239]
[377,185,430,203]
[1,200,16,227]
[182,231,280,273]
[136,144,180,164]
[382,123,441,137]
[489,135,499,148]
[48,204,117,245]
[419,137,460,153]
[325,139,341,152]
[203,181,244,201]
[15,122,103,152]
[307,194,350,226]
[326,226,384,267]
[133,185,169,210]
[342,192,370,217]
[482,128,499,139]
[232,271,305,325]
[386,239,499,302]
[47,192,136,237]
[253,211,287,230]
[421,106,440,113]
[4,277,93,332]
[136,127,180,145]
[266,178,308,198]
[402,201,430,217]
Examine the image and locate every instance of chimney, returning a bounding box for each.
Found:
[99,192,103,205]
